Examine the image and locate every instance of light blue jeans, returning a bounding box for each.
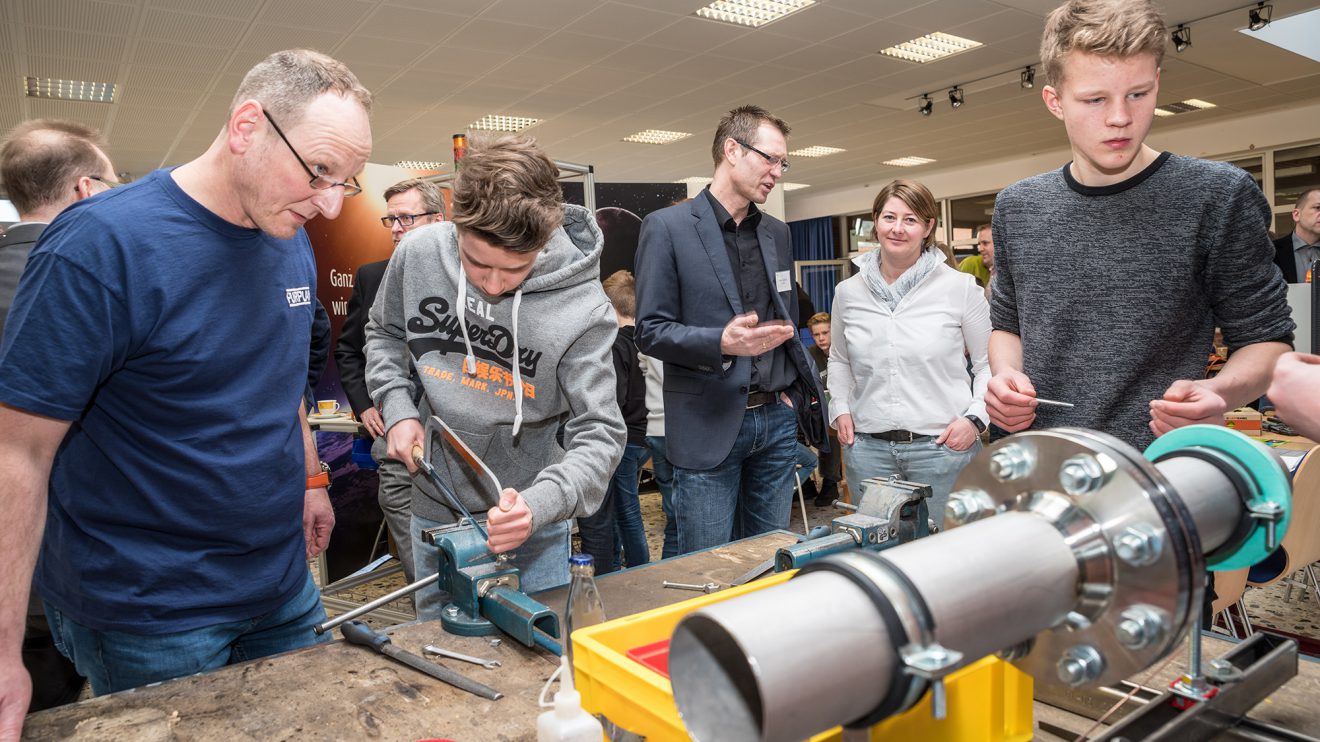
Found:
[411,513,570,621]
[672,402,797,554]
[843,435,982,524]
[46,571,329,695]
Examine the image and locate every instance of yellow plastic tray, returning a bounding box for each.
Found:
[571,570,1033,742]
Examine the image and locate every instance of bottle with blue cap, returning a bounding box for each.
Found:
[564,553,607,669]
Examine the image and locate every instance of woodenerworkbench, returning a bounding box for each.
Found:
[22,529,1320,741]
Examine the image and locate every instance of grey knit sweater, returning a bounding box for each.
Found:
[990,152,1294,450]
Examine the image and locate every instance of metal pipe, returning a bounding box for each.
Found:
[670,571,894,742]
[669,513,1078,742]
[314,573,439,634]
[1153,455,1245,555]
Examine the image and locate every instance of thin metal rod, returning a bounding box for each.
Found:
[314,573,440,634]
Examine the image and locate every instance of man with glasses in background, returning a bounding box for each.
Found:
[635,105,826,554]
[334,177,446,584]
[0,50,372,736]
[0,118,118,717]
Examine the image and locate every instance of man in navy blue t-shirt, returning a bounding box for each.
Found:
[0,49,373,734]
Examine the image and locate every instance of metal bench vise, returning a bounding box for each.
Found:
[775,476,936,572]
[422,521,561,654]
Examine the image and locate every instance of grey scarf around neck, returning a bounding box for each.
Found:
[861,246,943,310]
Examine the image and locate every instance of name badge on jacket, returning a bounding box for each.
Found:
[775,270,791,292]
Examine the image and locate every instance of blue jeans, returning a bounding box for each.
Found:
[612,443,650,569]
[843,435,982,523]
[646,435,679,559]
[411,513,570,621]
[576,442,649,573]
[45,571,328,695]
[795,442,819,482]
[673,401,797,554]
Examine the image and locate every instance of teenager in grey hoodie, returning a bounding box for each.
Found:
[364,134,625,618]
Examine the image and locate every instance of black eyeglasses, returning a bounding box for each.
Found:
[85,175,122,189]
[264,110,362,197]
[381,213,441,228]
[734,139,790,171]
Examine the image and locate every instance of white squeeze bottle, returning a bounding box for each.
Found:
[536,654,604,742]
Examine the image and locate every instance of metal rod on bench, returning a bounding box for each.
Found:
[314,573,439,634]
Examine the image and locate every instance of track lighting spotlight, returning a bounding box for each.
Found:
[1020,66,1035,89]
[948,86,964,109]
[1248,3,1272,31]
[919,95,933,116]
[1171,25,1191,52]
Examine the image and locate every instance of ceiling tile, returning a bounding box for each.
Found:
[334,35,433,68]
[443,19,551,51]
[24,0,136,36]
[480,0,604,28]
[570,4,682,41]
[525,32,630,63]
[139,9,247,48]
[357,6,471,45]
[258,0,375,32]
[240,26,348,54]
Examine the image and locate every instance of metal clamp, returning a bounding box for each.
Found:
[898,642,965,720]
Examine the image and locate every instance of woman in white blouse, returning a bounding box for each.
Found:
[828,179,991,520]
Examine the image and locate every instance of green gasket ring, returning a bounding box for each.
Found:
[1144,425,1292,571]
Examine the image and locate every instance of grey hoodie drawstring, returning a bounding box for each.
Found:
[510,288,524,437]
[456,264,478,375]
[457,263,524,438]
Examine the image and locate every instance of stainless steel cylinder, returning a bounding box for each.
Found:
[669,512,1078,742]
[1153,455,1245,555]
[670,571,894,742]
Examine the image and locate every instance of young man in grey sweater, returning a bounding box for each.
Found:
[986,0,1294,451]
[364,134,625,619]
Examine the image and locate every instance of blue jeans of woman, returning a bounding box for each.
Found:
[45,571,329,695]
[843,435,982,526]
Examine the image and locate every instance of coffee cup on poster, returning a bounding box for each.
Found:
[316,400,340,415]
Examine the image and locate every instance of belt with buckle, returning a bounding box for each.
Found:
[867,429,930,443]
[746,390,777,408]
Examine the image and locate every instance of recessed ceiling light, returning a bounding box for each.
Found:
[694,0,815,28]
[1155,99,1218,116]
[781,182,811,191]
[469,114,540,132]
[878,32,982,64]
[883,156,937,168]
[675,176,713,186]
[396,160,445,170]
[789,145,845,158]
[622,129,693,145]
[25,77,116,103]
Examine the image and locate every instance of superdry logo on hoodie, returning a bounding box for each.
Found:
[406,296,544,377]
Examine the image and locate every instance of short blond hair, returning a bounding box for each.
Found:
[1040,0,1166,89]
[451,133,563,254]
[602,270,636,318]
[807,311,830,329]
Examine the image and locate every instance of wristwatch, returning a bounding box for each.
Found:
[306,461,331,490]
[966,415,987,434]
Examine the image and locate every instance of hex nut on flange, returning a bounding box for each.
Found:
[1056,645,1105,687]
[990,444,1034,482]
[1115,605,1167,650]
[945,489,993,526]
[1060,454,1106,496]
[1113,523,1163,567]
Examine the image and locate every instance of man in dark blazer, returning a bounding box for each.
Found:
[635,105,826,554]
[1,118,117,713]
[1274,187,1320,284]
[333,177,445,582]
